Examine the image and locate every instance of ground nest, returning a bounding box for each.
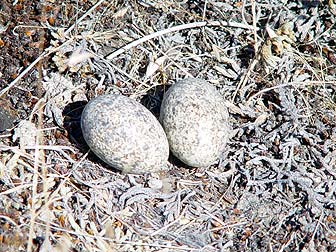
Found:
[0,0,335,251]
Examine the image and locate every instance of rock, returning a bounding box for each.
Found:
[81,94,169,174]
[160,78,230,167]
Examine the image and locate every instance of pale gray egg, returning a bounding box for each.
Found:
[160,78,229,167]
[81,94,169,174]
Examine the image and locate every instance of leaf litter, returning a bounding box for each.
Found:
[0,0,335,251]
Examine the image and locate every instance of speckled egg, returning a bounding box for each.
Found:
[81,94,169,174]
[160,78,229,167]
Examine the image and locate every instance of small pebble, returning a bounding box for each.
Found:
[160,78,230,167]
[81,94,169,174]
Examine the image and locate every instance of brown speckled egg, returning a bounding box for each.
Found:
[81,94,169,174]
[160,78,229,167]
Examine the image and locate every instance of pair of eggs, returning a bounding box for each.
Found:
[80,78,229,174]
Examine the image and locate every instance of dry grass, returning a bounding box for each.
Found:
[0,0,336,251]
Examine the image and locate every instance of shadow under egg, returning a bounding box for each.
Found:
[62,100,121,172]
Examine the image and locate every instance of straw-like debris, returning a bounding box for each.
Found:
[0,0,335,251]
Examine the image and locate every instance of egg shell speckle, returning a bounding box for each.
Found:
[160,78,230,167]
[81,94,169,174]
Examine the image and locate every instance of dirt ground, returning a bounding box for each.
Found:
[0,0,336,251]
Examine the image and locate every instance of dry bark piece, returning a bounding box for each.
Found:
[81,94,169,174]
[0,98,17,132]
[160,78,230,167]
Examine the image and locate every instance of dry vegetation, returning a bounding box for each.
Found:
[0,0,336,251]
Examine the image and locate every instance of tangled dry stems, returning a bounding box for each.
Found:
[0,0,335,251]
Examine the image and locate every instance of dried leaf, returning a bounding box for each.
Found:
[12,120,37,148]
[254,113,268,126]
[113,7,129,19]
[145,55,167,78]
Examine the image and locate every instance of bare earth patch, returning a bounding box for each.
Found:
[0,0,335,251]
